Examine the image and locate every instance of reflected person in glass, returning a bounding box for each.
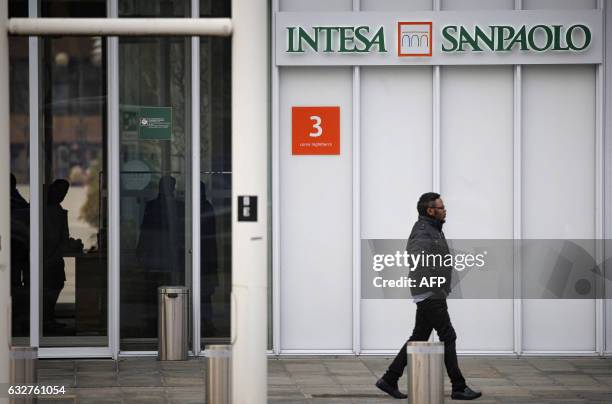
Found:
[137,175,185,286]
[43,179,83,332]
[10,173,30,336]
[200,181,218,336]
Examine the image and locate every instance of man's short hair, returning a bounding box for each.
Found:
[417,192,441,216]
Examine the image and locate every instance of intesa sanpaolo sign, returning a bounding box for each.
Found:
[275,10,602,66]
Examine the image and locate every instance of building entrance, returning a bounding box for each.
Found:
[8,0,232,357]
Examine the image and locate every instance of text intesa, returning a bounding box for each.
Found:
[286,26,388,53]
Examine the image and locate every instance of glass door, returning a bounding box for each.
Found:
[118,0,193,352]
[8,0,235,357]
[39,0,109,349]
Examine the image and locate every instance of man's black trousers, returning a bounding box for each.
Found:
[383,298,467,392]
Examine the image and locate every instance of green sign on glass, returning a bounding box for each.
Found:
[139,107,173,140]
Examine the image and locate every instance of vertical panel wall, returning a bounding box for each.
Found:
[279,68,353,350]
[278,0,354,353]
[360,67,432,351]
[439,0,516,353]
[358,0,434,353]
[440,67,515,351]
[521,0,598,354]
[274,0,607,355]
[522,65,597,351]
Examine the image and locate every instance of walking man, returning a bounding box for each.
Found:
[375,192,482,400]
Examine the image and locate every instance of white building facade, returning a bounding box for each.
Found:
[4,0,612,361]
[272,0,612,356]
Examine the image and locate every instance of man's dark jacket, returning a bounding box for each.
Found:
[406,215,452,298]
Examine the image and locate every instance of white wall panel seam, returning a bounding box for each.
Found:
[432,0,441,349]
[513,64,523,356]
[596,59,604,357]
[514,0,523,359]
[594,0,603,357]
[513,0,523,359]
[352,0,361,357]
[433,0,440,193]
[351,69,361,355]
[272,0,281,356]
[433,68,440,193]
[600,0,610,354]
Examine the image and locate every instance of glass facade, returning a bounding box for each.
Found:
[119,0,192,351]
[199,0,232,348]
[199,36,231,343]
[40,0,108,347]
[9,0,29,347]
[7,0,233,354]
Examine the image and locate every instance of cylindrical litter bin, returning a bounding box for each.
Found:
[204,345,231,404]
[406,341,444,404]
[10,346,38,404]
[158,286,190,361]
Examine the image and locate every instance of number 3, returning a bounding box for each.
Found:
[309,115,322,137]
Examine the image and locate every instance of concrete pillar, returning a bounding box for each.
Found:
[230,0,268,402]
[0,0,11,402]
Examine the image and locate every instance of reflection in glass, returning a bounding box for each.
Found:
[10,34,29,345]
[200,37,231,344]
[41,0,106,17]
[9,0,27,17]
[200,0,231,17]
[137,175,186,284]
[119,35,191,350]
[118,0,191,352]
[40,35,107,347]
[9,0,29,346]
[119,0,187,17]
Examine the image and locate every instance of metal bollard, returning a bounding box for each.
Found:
[158,286,190,361]
[406,341,444,404]
[10,346,38,404]
[204,345,231,404]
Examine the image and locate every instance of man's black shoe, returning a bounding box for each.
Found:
[375,378,407,399]
[451,386,482,400]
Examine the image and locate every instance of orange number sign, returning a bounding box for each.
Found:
[292,106,340,155]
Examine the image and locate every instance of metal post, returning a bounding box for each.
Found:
[406,342,444,404]
[1,0,11,401]
[231,0,268,402]
[204,345,231,404]
[9,347,37,404]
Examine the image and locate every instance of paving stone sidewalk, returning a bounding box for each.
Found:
[35,356,612,403]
